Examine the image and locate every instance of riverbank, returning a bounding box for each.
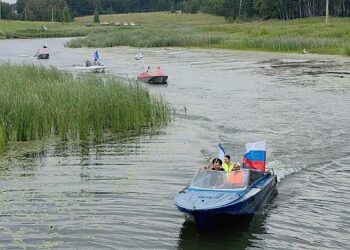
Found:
[0,63,170,152]
[73,13,350,56]
[1,13,349,56]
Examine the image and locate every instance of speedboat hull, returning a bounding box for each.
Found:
[37,53,49,59]
[174,170,277,231]
[75,65,106,73]
[137,73,168,84]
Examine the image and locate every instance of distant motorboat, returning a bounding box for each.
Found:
[34,47,49,59]
[135,51,168,84]
[75,62,106,73]
[137,68,168,84]
[75,51,106,73]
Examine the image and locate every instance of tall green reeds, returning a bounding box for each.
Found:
[344,43,350,56]
[66,28,223,48]
[0,63,170,152]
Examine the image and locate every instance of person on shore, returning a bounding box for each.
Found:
[223,155,241,171]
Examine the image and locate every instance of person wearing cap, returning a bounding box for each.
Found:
[223,155,241,171]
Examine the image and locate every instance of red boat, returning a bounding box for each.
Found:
[137,67,168,84]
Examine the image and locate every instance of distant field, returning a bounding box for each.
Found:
[1,12,350,56]
[74,13,350,56]
[0,20,97,38]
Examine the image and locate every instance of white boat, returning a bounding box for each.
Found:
[75,51,106,73]
[74,65,107,73]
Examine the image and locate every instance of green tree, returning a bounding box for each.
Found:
[62,5,72,22]
[94,7,99,23]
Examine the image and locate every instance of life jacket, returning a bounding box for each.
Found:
[227,171,245,186]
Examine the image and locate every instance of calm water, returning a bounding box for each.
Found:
[0,38,350,249]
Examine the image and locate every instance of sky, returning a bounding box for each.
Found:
[1,0,16,4]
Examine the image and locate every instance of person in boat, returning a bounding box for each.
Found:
[42,44,48,54]
[85,60,92,67]
[156,66,163,74]
[146,66,151,73]
[223,155,241,171]
[205,158,224,171]
[93,60,102,66]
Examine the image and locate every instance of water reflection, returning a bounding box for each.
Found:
[179,214,274,250]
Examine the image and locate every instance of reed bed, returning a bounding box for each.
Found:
[0,63,170,152]
[216,35,342,53]
[4,28,89,39]
[72,13,350,56]
[2,13,350,55]
[66,28,223,48]
[344,44,350,56]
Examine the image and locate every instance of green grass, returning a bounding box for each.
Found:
[2,13,350,56]
[0,19,107,39]
[0,63,170,152]
[72,13,350,56]
[344,43,350,56]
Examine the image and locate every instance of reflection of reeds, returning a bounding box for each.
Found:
[0,63,170,152]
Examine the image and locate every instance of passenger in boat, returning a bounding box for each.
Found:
[223,155,241,171]
[156,66,163,74]
[85,60,92,67]
[42,44,48,54]
[94,60,102,66]
[146,66,151,73]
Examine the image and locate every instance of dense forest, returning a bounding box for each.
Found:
[0,0,349,21]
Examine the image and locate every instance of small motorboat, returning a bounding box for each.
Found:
[74,65,106,73]
[135,51,168,84]
[174,168,277,231]
[137,72,168,84]
[137,70,168,84]
[75,50,106,73]
[34,47,49,59]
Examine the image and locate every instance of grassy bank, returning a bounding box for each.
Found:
[0,20,107,39]
[0,63,170,152]
[2,13,350,56]
[71,12,350,56]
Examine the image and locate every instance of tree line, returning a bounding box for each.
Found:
[0,0,349,21]
[182,0,350,19]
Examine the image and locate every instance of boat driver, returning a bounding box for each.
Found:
[209,158,224,171]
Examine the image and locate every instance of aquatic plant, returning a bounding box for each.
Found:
[0,63,170,152]
[344,43,350,56]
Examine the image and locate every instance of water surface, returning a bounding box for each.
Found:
[0,38,350,249]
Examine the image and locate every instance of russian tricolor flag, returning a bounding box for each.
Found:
[243,141,266,172]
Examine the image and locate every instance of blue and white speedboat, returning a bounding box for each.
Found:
[174,168,277,231]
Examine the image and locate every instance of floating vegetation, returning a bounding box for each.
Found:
[0,63,170,152]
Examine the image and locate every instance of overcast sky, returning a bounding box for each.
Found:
[2,0,16,4]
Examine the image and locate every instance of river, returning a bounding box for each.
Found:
[0,38,350,249]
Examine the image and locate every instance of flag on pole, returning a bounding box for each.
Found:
[135,51,143,60]
[94,50,99,62]
[218,144,226,161]
[242,141,266,172]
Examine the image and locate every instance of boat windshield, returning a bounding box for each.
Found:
[190,169,249,190]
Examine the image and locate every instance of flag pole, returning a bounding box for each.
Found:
[141,57,146,71]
